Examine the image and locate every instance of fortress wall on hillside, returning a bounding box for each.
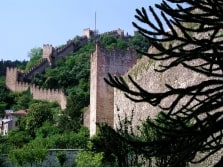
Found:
[52,36,88,63]
[6,67,66,109]
[53,41,75,61]
[23,58,49,80]
[89,43,137,136]
[31,85,67,110]
[23,36,88,82]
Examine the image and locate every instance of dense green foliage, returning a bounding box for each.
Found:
[76,149,104,167]
[9,146,47,167]
[25,47,42,71]
[0,60,27,76]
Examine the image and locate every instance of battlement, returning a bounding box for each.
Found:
[6,67,66,109]
[6,28,135,113]
[43,44,53,65]
[100,28,125,38]
[92,43,137,75]
[5,33,89,110]
[83,28,95,39]
[83,28,128,39]
[23,58,49,80]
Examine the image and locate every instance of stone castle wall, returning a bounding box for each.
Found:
[52,36,87,63]
[113,52,208,129]
[5,28,128,113]
[113,46,222,166]
[89,43,137,136]
[20,36,88,82]
[5,34,89,109]
[23,58,49,81]
[6,67,67,109]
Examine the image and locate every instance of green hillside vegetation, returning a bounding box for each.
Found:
[0,60,27,76]
[0,32,149,166]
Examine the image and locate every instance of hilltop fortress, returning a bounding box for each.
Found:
[5,28,133,111]
[6,30,89,109]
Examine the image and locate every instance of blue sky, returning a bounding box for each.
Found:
[0,0,161,61]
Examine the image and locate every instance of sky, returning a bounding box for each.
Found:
[0,0,161,61]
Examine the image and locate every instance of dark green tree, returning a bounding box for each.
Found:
[58,94,86,132]
[25,47,42,71]
[8,145,47,167]
[129,31,149,58]
[105,0,223,166]
[25,102,53,137]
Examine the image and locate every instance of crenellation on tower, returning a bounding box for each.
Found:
[43,44,54,65]
[83,28,95,39]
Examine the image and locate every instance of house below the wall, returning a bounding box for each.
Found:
[0,109,27,135]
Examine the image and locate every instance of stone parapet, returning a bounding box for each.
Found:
[6,67,66,109]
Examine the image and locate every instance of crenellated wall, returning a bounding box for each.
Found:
[5,34,90,109]
[83,28,128,39]
[52,36,87,63]
[89,43,137,136]
[19,35,88,83]
[5,28,131,113]
[22,58,49,81]
[6,67,67,109]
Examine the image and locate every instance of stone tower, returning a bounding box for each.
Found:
[89,44,137,136]
[43,44,53,65]
[5,67,18,91]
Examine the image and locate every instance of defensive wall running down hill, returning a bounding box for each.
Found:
[6,67,67,110]
[6,28,129,110]
[5,37,86,109]
[5,35,88,109]
[21,36,88,81]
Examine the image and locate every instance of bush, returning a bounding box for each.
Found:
[75,150,103,167]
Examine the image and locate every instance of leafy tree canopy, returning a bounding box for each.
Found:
[25,47,42,71]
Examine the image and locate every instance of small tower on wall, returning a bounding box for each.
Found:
[83,28,94,39]
[89,43,137,136]
[43,44,53,65]
[5,67,18,91]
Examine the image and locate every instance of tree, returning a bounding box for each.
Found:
[58,93,88,133]
[9,145,47,167]
[25,102,53,137]
[76,145,104,167]
[12,89,32,111]
[27,47,43,59]
[25,47,42,71]
[105,0,223,166]
[56,151,67,167]
[129,31,149,58]
[35,121,59,138]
